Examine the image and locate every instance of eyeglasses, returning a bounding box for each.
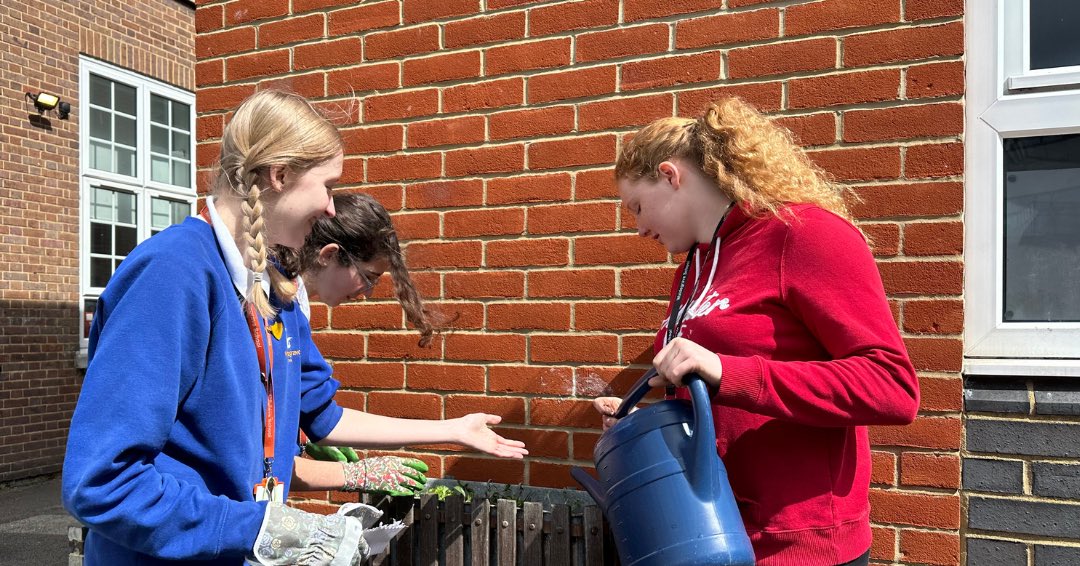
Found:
[351,269,380,300]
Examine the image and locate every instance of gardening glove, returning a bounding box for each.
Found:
[342,456,429,496]
[304,442,361,463]
[248,502,369,566]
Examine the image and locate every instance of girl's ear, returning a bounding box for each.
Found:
[658,160,682,190]
[316,243,341,266]
[268,165,288,192]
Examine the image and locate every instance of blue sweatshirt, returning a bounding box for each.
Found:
[62,217,344,564]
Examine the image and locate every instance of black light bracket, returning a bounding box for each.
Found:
[26,91,70,119]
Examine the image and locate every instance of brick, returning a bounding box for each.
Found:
[293,37,362,71]
[367,391,442,419]
[622,51,721,91]
[676,82,784,116]
[445,77,524,112]
[327,62,400,96]
[843,103,963,143]
[367,333,443,360]
[529,269,617,298]
[444,456,524,484]
[331,303,403,330]
[906,61,965,100]
[578,94,673,132]
[294,0,357,12]
[900,452,959,489]
[342,124,404,155]
[789,69,901,109]
[966,539,1026,566]
[446,395,525,424]
[312,333,365,359]
[621,266,678,298]
[224,0,287,25]
[258,72,326,99]
[728,38,835,79]
[445,144,525,177]
[444,208,524,238]
[969,496,1080,538]
[529,135,616,170]
[849,182,963,219]
[576,301,666,331]
[904,336,962,372]
[445,333,526,361]
[406,179,484,209]
[406,363,485,392]
[773,112,836,147]
[963,458,1024,494]
[905,0,963,21]
[407,116,486,149]
[904,299,962,334]
[844,22,964,67]
[366,152,441,183]
[905,142,963,178]
[807,146,901,182]
[486,38,572,76]
[621,334,657,364]
[530,398,602,429]
[904,221,962,257]
[195,5,223,33]
[676,9,779,49]
[870,526,896,562]
[576,168,619,200]
[487,303,572,331]
[862,222,899,256]
[445,12,526,49]
[529,0,618,37]
[879,260,962,295]
[197,114,224,140]
[433,302,485,330]
[528,66,616,104]
[574,430,603,459]
[505,429,569,460]
[870,416,961,450]
[444,271,525,299]
[196,27,256,58]
[1034,381,1080,416]
[405,240,481,270]
[327,2,399,35]
[340,157,365,185]
[527,202,617,235]
[968,419,1080,458]
[917,376,962,412]
[364,89,440,122]
[198,83,257,113]
[575,234,668,265]
[403,51,482,87]
[195,59,223,87]
[964,378,1030,414]
[1036,545,1080,565]
[871,451,895,485]
[785,0,900,36]
[576,24,669,63]
[486,239,570,268]
[489,365,574,395]
[623,0,723,23]
[487,173,572,205]
[529,461,580,488]
[899,530,959,566]
[259,13,323,48]
[867,490,960,529]
[402,0,477,24]
[531,334,620,364]
[391,212,440,241]
[489,106,575,141]
[333,362,405,389]
[365,25,440,61]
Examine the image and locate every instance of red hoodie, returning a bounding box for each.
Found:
[659,203,919,565]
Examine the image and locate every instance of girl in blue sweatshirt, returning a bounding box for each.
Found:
[62,90,525,565]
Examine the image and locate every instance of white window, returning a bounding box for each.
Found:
[79,57,196,364]
[965,0,1080,376]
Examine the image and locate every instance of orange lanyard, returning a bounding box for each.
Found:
[200,208,277,479]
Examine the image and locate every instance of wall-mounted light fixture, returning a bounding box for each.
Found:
[26,91,71,119]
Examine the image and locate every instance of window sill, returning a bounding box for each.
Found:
[964,358,1080,378]
[75,349,88,370]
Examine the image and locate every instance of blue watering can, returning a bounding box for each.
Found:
[571,370,755,566]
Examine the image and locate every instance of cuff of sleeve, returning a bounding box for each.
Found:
[716,355,763,408]
[226,500,269,558]
[306,401,345,443]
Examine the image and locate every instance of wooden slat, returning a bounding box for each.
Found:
[390,497,415,566]
[418,494,438,566]
[497,499,517,566]
[583,506,604,566]
[546,504,570,566]
[522,502,543,566]
[443,495,464,566]
[470,499,491,566]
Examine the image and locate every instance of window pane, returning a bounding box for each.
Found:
[151,155,170,184]
[116,191,135,224]
[89,140,112,172]
[171,132,190,160]
[1003,134,1080,322]
[1030,0,1080,70]
[151,197,171,229]
[172,162,191,188]
[114,82,136,115]
[83,297,98,338]
[171,100,190,131]
[89,108,111,141]
[171,200,189,223]
[90,222,111,255]
[115,116,136,147]
[151,125,169,155]
[90,257,112,287]
[89,75,111,107]
[115,225,137,255]
[151,94,169,124]
[91,187,113,221]
[116,147,136,177]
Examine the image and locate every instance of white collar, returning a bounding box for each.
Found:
[202,196,272,297]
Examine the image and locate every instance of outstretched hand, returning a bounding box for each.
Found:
[452,413,529,459]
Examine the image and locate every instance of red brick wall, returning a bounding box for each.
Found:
[0,0,194,483]
[195,1,965,563]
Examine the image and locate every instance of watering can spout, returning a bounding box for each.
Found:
[570,467,606,508]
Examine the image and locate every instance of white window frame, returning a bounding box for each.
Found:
[965,0,1080,376]
[78,57,196,365]
[1004,0,1080,91]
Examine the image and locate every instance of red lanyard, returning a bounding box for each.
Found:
[200,208,276,479]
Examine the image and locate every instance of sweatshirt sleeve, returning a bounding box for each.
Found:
[293,307,343,442]
[716,208,920,427]
[61,250,266,560]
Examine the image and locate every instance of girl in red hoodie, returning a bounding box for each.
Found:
[593,97,919,566]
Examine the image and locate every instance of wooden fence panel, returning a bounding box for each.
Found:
[497,499,516,566]
[522,502,543,566]
[471,500,491,566]
[583,506,604,566]
[547,504,570,566]
[419,494,438,566]
[444,496,464,566]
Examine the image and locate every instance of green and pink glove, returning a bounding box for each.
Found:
[342,455,428,496]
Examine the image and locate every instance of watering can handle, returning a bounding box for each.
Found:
[612,368,659,419]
